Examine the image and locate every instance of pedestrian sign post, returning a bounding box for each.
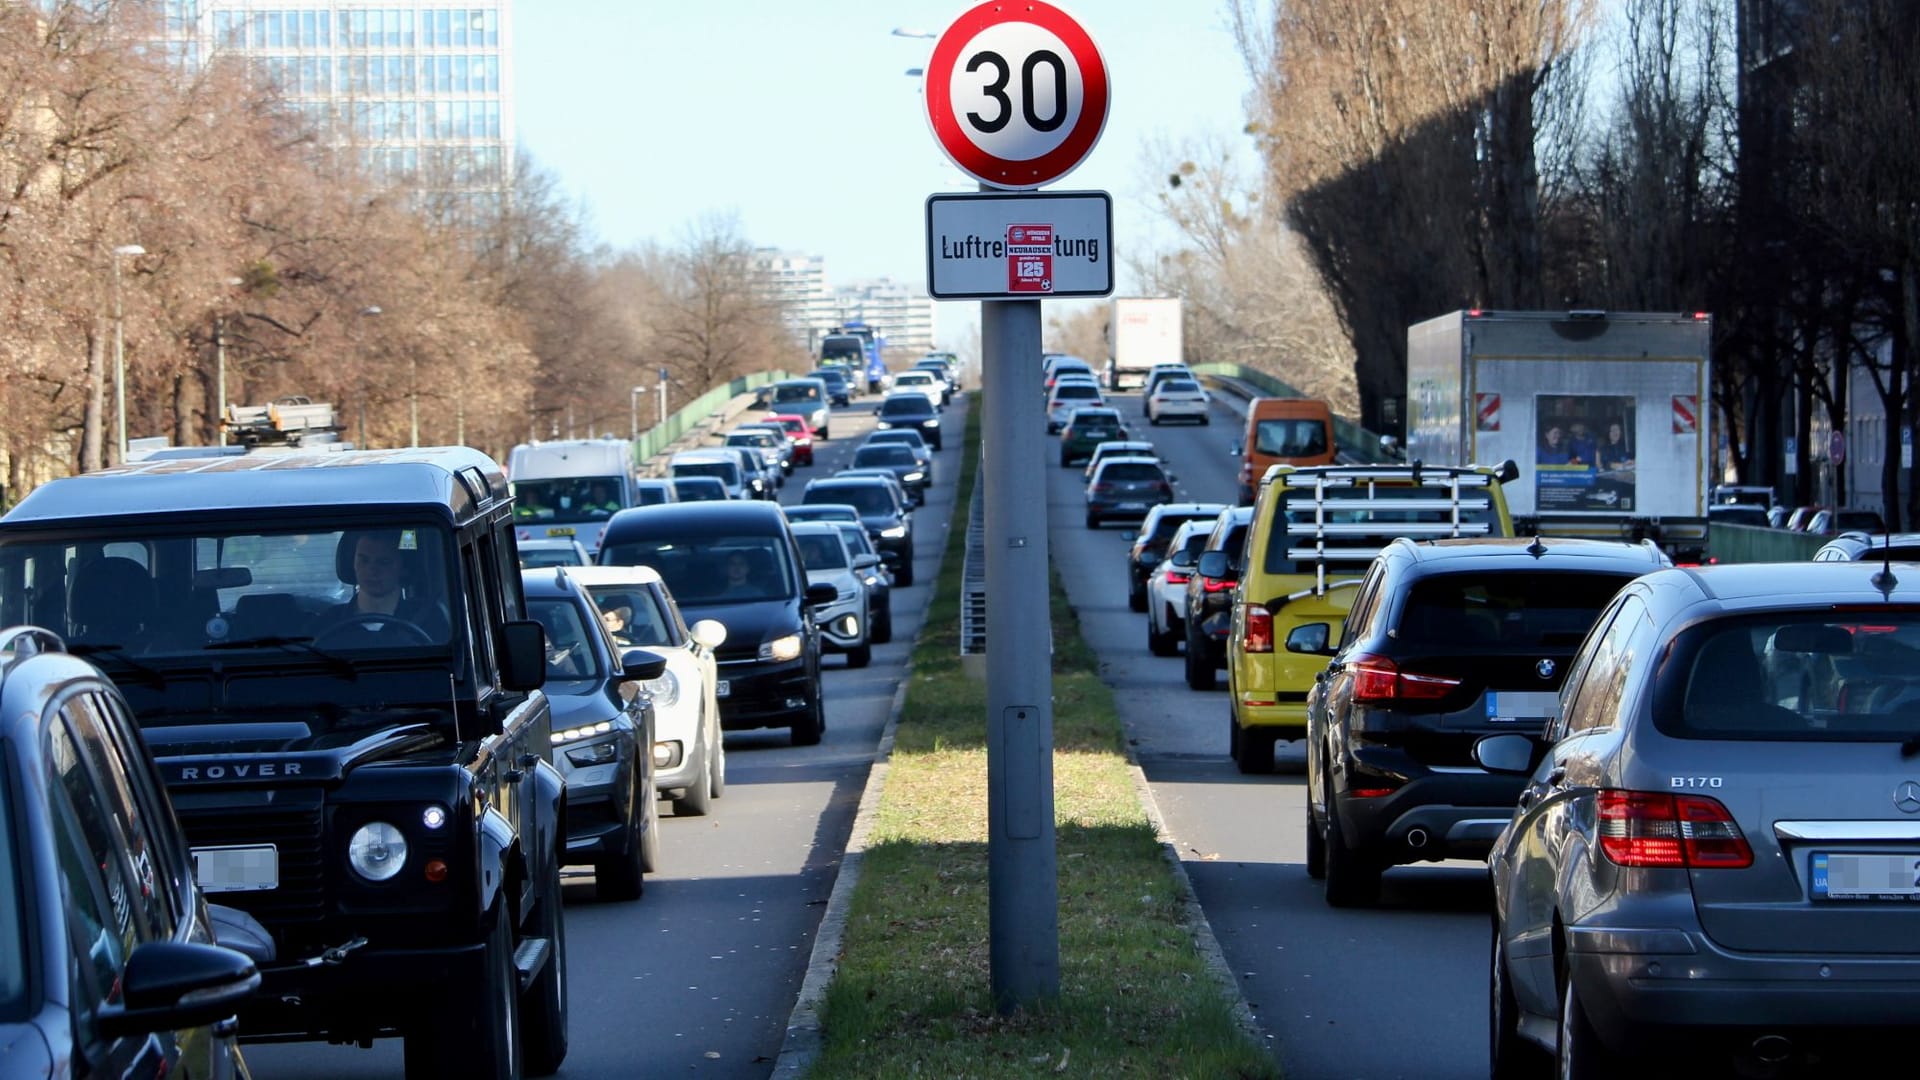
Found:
[921,0,1114,1014]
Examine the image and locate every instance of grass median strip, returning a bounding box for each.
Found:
[811,406,1279,1079]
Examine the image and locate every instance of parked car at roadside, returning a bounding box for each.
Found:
[1485,561,1920,1077]
[523,567,668,901]
[0,627,262,1080]
[565,564,728,817]
[1303,537,1666,907]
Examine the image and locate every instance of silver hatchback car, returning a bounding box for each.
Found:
[1483,562,1920,1076]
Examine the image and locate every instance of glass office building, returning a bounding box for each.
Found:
[161,1,514,223]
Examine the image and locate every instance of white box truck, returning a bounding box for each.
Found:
[1406,309,1712,561]
[506,438,640,558]
[1107,297,1183,391]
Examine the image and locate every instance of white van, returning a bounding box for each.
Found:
[507,438,639,557]
[668,449,750,500]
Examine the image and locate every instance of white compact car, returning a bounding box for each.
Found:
[566,565,728,815]
[890,370,946,410]
[791,521,877,668]
[1145,519,1213,656]
[1145,377,1212,424]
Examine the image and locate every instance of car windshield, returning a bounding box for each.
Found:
[787,506,858,523]
[807,485,894,516]
[727,432,774,448]
[1055,384,1101,401]
[776,418,807,434]
[880,397,931,418]
[581,584,675,649]
[854,446,914,467]
[0,750,22,1020]
[527,597,605,685]
[672,478,728,501]
[869,432,923,449]
[520,545,584,569]
[1659,613,1920,742]
[671,460,739,485]
[836,525,874,556]
[1099,463,1165,483]
[1159,380,1201,394]
[512,476,625,522]
[1396,572,1636,650]
[600,534,795,604]
[796,531,849,570]
[1254,419,1329,456]
[772,384,823,406]
[0,523,456,664]
[634,484,672,506]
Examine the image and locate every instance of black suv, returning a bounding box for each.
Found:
[599,501,836,745]
[1126,503,1229,612]
[1303,537,1667,906]
[875,392,943,450]
[0,448,568,1079]
[1183,506,1253,691]
[0,627,261,1079]
[802,476,916,586]
[523,567,668,901]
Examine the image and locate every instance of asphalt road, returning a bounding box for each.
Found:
[1047,390,1491,1080]
[251,391,968,1079]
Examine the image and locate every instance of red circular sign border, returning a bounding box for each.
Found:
[924,1,1111,189]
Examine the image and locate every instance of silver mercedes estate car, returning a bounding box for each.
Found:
[1482,561,1920,1077]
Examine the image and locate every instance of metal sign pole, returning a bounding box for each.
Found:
[981,284,1060,1011]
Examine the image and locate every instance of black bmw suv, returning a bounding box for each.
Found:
[599,501,836,745]
[1303,537,1667,906]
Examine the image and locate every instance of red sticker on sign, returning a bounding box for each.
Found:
[1007,224,1053,293]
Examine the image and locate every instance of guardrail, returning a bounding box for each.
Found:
[1189,362,1398,465]
[959,461,987,677]
[631,370,792,473]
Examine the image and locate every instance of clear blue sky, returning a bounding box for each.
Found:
[511,1,1257,350]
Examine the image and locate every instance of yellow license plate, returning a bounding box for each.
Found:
[546,527,576,537]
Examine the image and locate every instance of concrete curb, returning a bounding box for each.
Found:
[1118,743,1274,1055]
[770,674,909,1077]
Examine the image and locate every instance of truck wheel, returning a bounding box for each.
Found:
[790,698,823,746]
[847,639,873,669]
[521,854,570,1076]
[598,769,647,898]
[406,905,520,1080]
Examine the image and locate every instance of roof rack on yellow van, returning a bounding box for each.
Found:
[1263,464,1501,596]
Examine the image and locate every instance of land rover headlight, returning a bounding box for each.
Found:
[759,634,803,662]
[645,669,681,708]
[348,821,408,882]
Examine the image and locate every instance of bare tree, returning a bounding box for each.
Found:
[646,215,804,401]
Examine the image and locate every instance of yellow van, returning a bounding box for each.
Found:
[1235,398,1337,505]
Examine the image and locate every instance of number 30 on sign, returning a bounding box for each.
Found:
[923,1,1111,190]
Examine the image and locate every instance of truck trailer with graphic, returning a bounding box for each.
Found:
[1405,309,1711,562]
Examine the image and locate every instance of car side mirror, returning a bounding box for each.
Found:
[1166,472,1179,484]
[98,941,260,1039]
[853,553,882,571]
[1169,549,1196,569]
[1284,622,1333,656]
[1494,459,1521,485]
[619,648,670,682]
[689,618,728,650]
[804,581,839,607]
[499,619,548,693]
[1230,444,1243,457]
[1472,733,1540,776]
[1197,551,1235,581]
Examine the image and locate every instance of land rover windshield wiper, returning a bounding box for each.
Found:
[65,643,167,686]
[206,635,358,680]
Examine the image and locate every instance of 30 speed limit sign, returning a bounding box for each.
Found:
[924,2,1111,189]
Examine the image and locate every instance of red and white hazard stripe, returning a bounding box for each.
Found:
[1672,395,1698,434]
[1475,392,1501,432]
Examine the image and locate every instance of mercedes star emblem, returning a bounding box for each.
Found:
[1535,658,1556,680]
[1896,781,1920,815]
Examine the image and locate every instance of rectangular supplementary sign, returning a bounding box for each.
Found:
[925,190,1113,301]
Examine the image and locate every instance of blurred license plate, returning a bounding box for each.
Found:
[715,680,730,699]
[1811,853,1920,899]
[194,845,278,893]
[1118,502,1147,511]
[1487,691,1558,723]
[545,527,576,537]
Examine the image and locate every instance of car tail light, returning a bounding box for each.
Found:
[1090,483,1112,495]
[1165,570,1190,585]
[1347,653,1461,703]
[1243,604,1273,653]
[1158,483,1173,498]
[1597,790,1752,869]
[1202,577,1234,593]
[1349,787,1397,798]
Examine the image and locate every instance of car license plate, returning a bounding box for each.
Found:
[1810,852,1920,899]
[715,680,730,699]
[1486,691,1558,723]
[1118,502,1147,511]
[545,526,575,537]
[194,845,279,893]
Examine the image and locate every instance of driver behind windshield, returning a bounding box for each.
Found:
[314,530,450,639]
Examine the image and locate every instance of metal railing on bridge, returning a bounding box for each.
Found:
[631,370,791,473]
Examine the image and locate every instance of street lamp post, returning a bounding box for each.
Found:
[630,386,646,440]
[214,316,227,446]
[110,244,145,464]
